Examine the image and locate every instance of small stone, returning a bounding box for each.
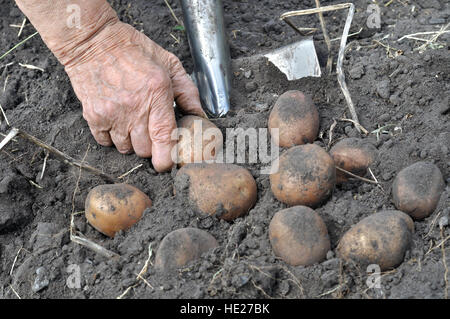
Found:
[253,226,263,237]
[379,113,391,123]
[252,249,261,257]
[389,94,402,106]
[279,281,290,296]
[321,270,338,288]
[420,0,441,9]
[32,267,50,293]
[245,82,258,93]
[439,216,448,229]
[381,133,391,142]
[242,13,253,23]
[263,20,282,34]
[322,258,340,270]
[349,64,365,79]
[244,70,252,79]
[254,103,268,111]
[162,284,173,291]
[344,126,353,135]
[429,18,446,25]
[245,238,259,249]
[232,274,250,288]
[418,17,427,25]
[376,80,391,99]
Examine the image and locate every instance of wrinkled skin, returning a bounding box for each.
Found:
[65,22,205,172]
[15,0,205,172]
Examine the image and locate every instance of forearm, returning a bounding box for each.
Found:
[15,0,122,66]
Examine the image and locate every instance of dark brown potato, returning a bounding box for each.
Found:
[268,90,319,147]
[175,115,223,166]
[85,184,152,237]
[269,206,330,266]
[329,138,377,183]
[270,144,336,207]
[392,161,444,219]
[174,163,257,221]
[155,228,218,272]
[337,210,414,271]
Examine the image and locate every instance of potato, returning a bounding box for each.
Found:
[269,206,330,266]
[270,144,335,207]
[85,184,151,237]
[174,163,257,221]
[268,90,319,147]
[337,210,414,271]
[330,138,377,183]
[175,115,223,166]
[155,228,218,272]
[392,161,444,219]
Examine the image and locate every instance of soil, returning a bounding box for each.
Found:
[0,0,449,299]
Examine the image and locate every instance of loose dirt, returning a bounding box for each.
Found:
[0,0,448,299]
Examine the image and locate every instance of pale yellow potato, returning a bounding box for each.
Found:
[155,228,218,272]
[330,138,377,184]
[175,115,223,166]
[270,144,336,207]
[268,90,319,147]
[174,163,257,221]
[337,210,414,271]
[392,161,444,219]
[269,206,330,266]
[85,183,151,237]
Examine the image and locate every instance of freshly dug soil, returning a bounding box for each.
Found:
[0,0,449,299]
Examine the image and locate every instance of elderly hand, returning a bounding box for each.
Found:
[15,0,204,172]
[65,22,204,172]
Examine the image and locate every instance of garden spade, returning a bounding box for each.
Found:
[179,0,324,115]
[180,0,231,117]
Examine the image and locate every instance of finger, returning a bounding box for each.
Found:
[90,128,113,147]
[110,129,133,154]
[148,71,177,172]
[130,124,152,158]
[166,54,207,118]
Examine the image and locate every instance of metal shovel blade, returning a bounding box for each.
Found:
[264,38,321,81]
[180,0,231,118]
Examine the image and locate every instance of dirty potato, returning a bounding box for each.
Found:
[330,138,377,183]
[337,210,414,271]
[85,184,151,237]
[155,227,218,272]
[174,163,257,221]
[392,161,444,220]
[269,206,330,266]
[270,144,336,207]
[268,90,319,147]
[175,115,223,166]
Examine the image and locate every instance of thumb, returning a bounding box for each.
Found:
[167,54,207,118]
